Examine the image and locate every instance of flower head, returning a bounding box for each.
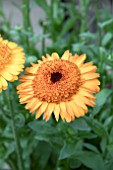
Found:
[17,50,100,122]
[0,35,26,92]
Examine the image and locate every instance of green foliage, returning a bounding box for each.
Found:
[0,0,113,170]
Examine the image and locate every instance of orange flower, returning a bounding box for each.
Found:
[0,35,25,92]
[17,50,100,122]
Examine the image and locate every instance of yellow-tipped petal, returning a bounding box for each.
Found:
[0,76,8,89]
[0,79,2,88]
[61,50,70,60]
[81,73,100,80]
[78,88,96,100]
[44,103,54,121]
[25,98,38,110]
[80,65,97,74]
[20,95,33,104]
[1,71,13,81]
[8,42,18,49]
[54,104,60,121]
[52,52,59,59]
[73,94,88,111]
[75,54,86,66]
[80,62,93,68]
[35,102,48,119]
[17,50,100,122]
[65,101,74,117]
[82,81,100,93]
[42,56,47,61]
[30,101,43,113]
[59,102,72,122]
[46,54,53,61]
[70,100,82,118]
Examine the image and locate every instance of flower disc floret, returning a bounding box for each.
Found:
[33,59,81,103]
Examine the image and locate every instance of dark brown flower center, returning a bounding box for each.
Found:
[51,72,62,83]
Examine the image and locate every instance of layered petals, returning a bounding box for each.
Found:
[0,35,25,92]
[17,51,100,122]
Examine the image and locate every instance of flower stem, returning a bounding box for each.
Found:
[111,70,113,113]
[7,90,24,170]
[42,27,46,54]
[21,0,33,53]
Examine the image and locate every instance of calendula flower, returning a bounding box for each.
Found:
[17,50,100,122]
[0,35,25,92]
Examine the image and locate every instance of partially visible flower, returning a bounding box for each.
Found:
[17,50,100,122]
[0,35,26,92]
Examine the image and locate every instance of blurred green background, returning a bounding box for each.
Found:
[0,0,113,170]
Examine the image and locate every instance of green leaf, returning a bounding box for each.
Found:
[28,120,63,147]
[85,117,108,138]
[70,158,81,169]
[98,18,113,28]
[35,141,52,170]
[107,144,113,158]
[100,137,107,153]
[83,143,99,153]
[76,151,107,170]
[80,32,96,40]
[34,0,49,12]
[59,141,82,160]
[78,131,97,139]
[93,88,112,114]
[102,32,113,46]
[104,116,113,128]
[72,42,85,52]
[96,88,112,106]
[28,120,57,135]
[60,17,76,36]
[69,118,90,131]
[105,54,113,67]
[0,143,14,168]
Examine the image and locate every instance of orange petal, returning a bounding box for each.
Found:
[80,65,97,74]
[59,102,72,122]
[69,55,78,63]
[1,71,13,81]
[61,50,70,60]
[54,104,60,121]
[42,56,47,61]
[19,95,33,103]
[26,66,38,74]
[73,94,88,111]
[30,101,43,113]
[35,102,48,119]
[52,52,59,59]
[17,82,32,89]
[43,103,54,121]
[79,62,93,68]
[25,98,38,110]
[81,73,100,80]
[78,88,96,100]
[71,100,83,118]
[83,96,96,107]
[75,54,86,66]
[0,76,8,89]
[81,82,100,93]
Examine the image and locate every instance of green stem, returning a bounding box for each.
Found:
[111,71,113,113]
[42,27,46,54]
[21,0,33,53]
[7,158,17,170]
[7,90,24,170]
[80,0,87,33]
